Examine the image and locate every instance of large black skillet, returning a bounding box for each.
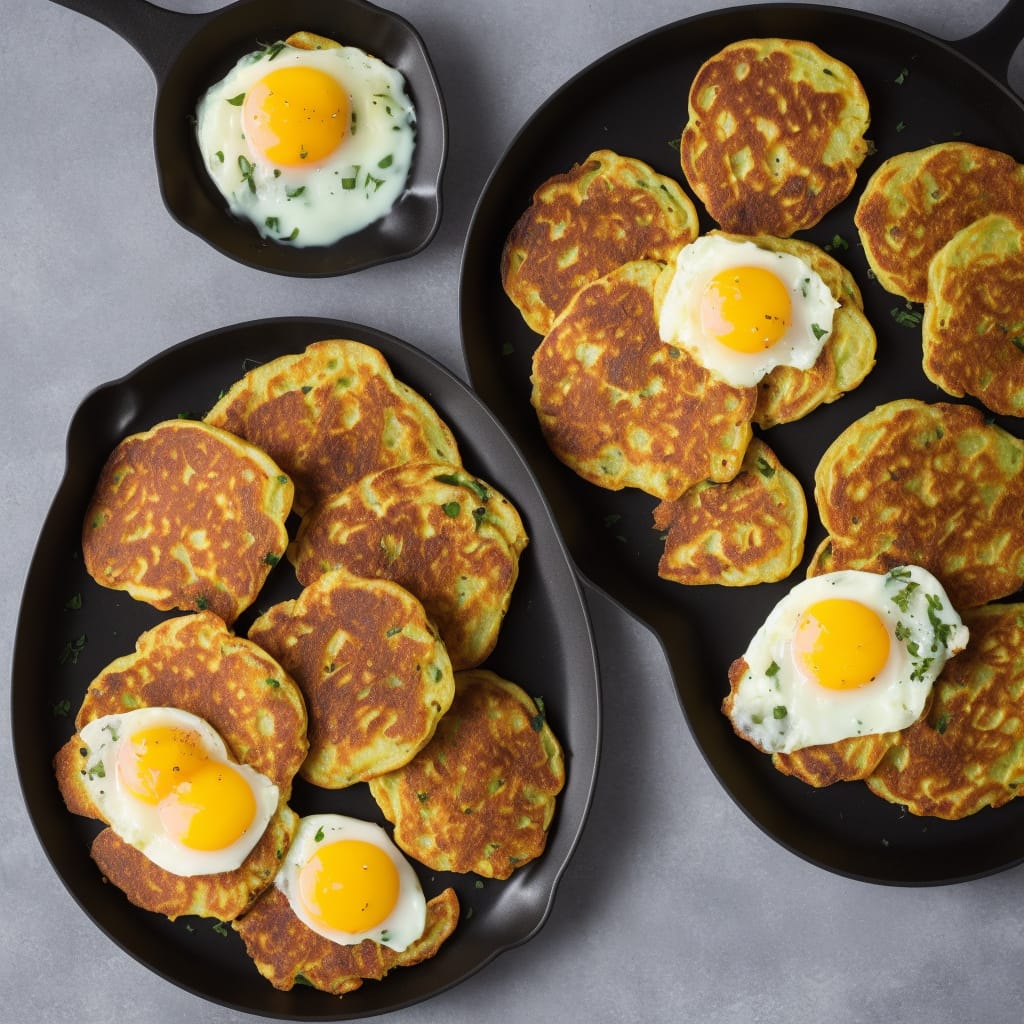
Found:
[461,0,1024,885]
[49,0,447,276]
[11,318,600,1018]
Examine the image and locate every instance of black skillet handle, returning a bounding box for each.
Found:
[953,0,1024,94]
[48,0,206,84]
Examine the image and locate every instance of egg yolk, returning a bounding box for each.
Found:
[242,66,350,167]
[701,266,793,353]
[116,725,209,804]
[158,762,258,851]
[298,839,400,933]
[792,598,891,691]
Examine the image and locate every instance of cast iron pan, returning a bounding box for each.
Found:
[460,1,1024,885]
[50,0,447,277]
[11,318,600,1018]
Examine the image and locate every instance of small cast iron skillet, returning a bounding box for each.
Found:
[49,0,447,277]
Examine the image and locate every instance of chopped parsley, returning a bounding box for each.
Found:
[890,303,923,328]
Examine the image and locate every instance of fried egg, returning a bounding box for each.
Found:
[658,234,839,386]
[195,39,416,247]
[78,707,279,876]
[275,813,426,952]
[726,566,969,753]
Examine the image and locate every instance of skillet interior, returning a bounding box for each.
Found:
[460,2,1024,884]
[11,318,600,1019]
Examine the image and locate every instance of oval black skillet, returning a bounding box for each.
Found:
[460,1,1024,885]
[49,0,447,276]
[12,318,600,1018]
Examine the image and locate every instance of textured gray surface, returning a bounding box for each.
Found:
[4,0,1024,1021]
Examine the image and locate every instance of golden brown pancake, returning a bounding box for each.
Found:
[368,669,566,879]
[812,399,1024,609]
[234,885,459,995]
[653,438,806,587]
[531,259,757,500]
[680,38,870,236]
[922,213,1024,418]
[866,603,1024,818]
[248,567,455,789]
[501,149,700,335]
[771,733,906,788]
[289,461,528,670]
[855,141,1024,302]
[84,805,298,922]
[204,340,460,516]
[82,419,293,625]
[53,611,308,920]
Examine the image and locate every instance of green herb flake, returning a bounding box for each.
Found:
[530,695,547,732]
[52,698,72,718]
[196,595,209,611]
[895,67,910,85]
[213,921,230,936]
[756,456,776,478]
[890,304,923,328]
[772,705,788,720]
[811,322,829,341]
[265,216,280,232]
[1012,335,1024,353]
[441,500,461,518]
[378,154,394,169]
[935,713,950,735]
[238,154,256,194]
[226,92,246,106]
[314,826,325,842]
[65,593,82,611]
[263,552,281,566]
[264,677,281,689]
[60,635,87,666]
[766,661,781,678]
[386,626,403,638]
[825,233,849,252]
[286,185,306,199]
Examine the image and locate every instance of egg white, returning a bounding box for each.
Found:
[658,234,839,387]
[78,706,279,876]
[195,41,416,247]
[727,566,969,753]
[276,813,427,952]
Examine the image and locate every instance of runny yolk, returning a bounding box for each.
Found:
[116,725,209,804]
[242,66,350,167]
[298,839,400,933]
[700,265,793,353]
[792,598,891,691]
[158,761,258,851]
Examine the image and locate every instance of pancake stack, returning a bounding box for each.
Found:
[59,338,566,998]
[502,37,877,588]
